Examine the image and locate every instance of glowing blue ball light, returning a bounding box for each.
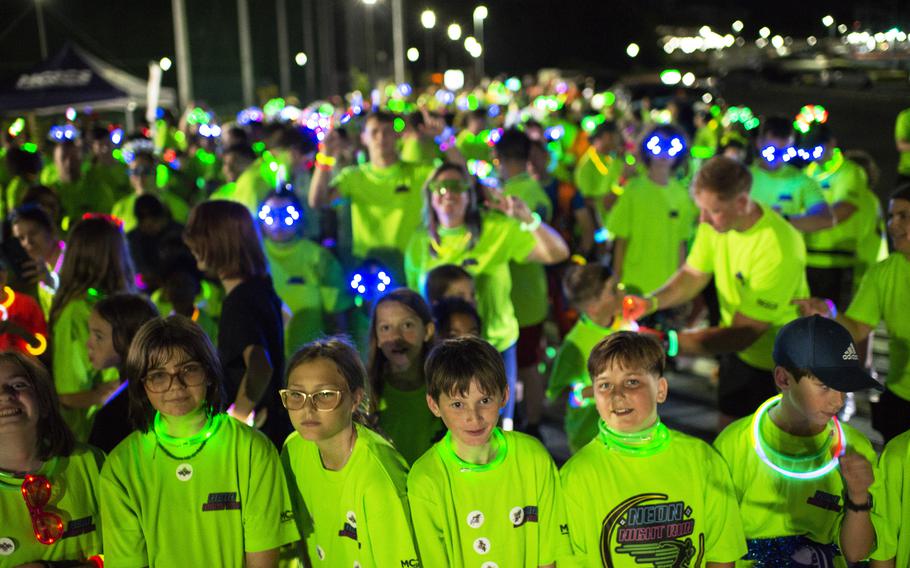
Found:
[644,134,686,158]
[348,260,394,303]
[48,124,79,143]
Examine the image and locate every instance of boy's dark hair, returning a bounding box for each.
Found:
[425,264,473,305]
[93,293,160,366]
[759,116,793,141]
[693,156,752,200]
[563,262,613,307]
[495,128,531,162]
[891,183,910,203]
[133,193,168,222]
[425,336,506,401]
[588,331,666,379]
[366,111,396,126]
[223,143,257,163]
[9,203,55,234]
[6,146,43,178]
[781,365,812,383]
[432,297,482,337]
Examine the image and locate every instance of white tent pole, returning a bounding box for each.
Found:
[237,0,255,107]
[171,0,193,108]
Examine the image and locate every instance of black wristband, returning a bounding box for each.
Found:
[843,492,873,512]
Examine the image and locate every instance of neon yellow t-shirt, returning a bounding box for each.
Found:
[280,424,419,567]
[85,161,131,202]
[845,253,910,400]
[896,108,910,176]
[52,298,119,441]
[404,213,537,351]
[100,414,298,567]
[332,161,433,282]
[686,205,808,370]
[264,238,353,357]
[111,191,190,233]
[211,163,272,216]
[545,315,619,453]
[399,135,443,165]
[377,384,444,465]
[560,427,747,567]
[574,148,622,222]
[607,175,695,295]
[804,150,877,268]
[870,428,910,565]
[714,410,876,567]
[749,164,825,218]
[57,178,115,219]
[408,429,572,567]
[503,172,553,327]
[0,445,104,568]
[455,130,493,162]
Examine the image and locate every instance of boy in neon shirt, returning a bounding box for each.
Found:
[895,106,910,183]
[574,121,622,224]
[714,315,880,566]
[309,111,462,283]
[561,332,746,566]
[749,117,832,232]
[408,336,571,566]
[546,262,627,452]
[870,427,910,567]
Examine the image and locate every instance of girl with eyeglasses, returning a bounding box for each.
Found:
[404,162,568,429]
[279,337,419,567]
[50,216,136,441]
[0,351,105,567]
[99,316,298,567]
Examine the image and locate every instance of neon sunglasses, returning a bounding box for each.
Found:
[21,474,64,545]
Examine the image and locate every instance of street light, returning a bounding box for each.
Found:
[732,20,744,33]
[759,27,771,39]
[822,15,834,27]
[447,23,462,41]
[420,9,436,29]
[159,57,173,71]
[407,47,420,62]
[294,52,308,66]
[473,5,487,78]
[626,43,639,58]
[465,36,478,51]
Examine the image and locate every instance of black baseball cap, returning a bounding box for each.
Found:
[773,315,883,392]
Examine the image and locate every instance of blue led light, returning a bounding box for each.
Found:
[198,123,222,138]
[644,133,686,159]
[760,144,799,165]
[109,128,124,146]
[48,124,79,143]
[236,107,264,126]
[258,202,301,229]
[348,260,394,302]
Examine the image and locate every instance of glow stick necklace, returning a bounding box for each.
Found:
[751,394,846,480]
[597,419,670,457]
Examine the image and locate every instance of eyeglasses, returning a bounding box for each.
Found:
[142,362,207,393]
[279,388,345,411]
[429,179,471,195]
[21,474,64,545]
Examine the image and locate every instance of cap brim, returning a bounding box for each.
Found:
[812,366,884,393]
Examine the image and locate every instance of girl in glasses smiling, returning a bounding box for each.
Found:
[279,337,419,567]
[99,316,298,568]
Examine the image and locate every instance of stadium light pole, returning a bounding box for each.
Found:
[472,5,487,78]
[171,0,193,107]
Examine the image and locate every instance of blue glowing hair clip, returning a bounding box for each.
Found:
[48,124,80,143]
[348,259,394,302]
[643,132,686,158]
[121,138,156,164]
[109,128,124,146]
[760,144,798,165]
[488,104,501,118]
[236,107,264,126]
[198,123,222,139]
[487,128,503,147]
[398,83,413,97]
[796,144,825,162]
[545,125,565,142]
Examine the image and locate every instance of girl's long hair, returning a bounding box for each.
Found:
[50,217,135,324]
[366,288,435,409]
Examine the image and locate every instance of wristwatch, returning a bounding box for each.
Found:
[843,492,873,512]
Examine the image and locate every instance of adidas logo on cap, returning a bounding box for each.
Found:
[842,344,858,361]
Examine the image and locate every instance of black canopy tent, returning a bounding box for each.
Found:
[0,43,176,128]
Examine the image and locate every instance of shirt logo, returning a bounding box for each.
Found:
[602,493,702,567]
[842,344,858,361]
[510,505,539,528]
[806,490,842,512]
[467,510,485,529]
[669,210,679,218]
[560,523,570,536]
[62,516,96,539]
[176,463,193,481]
[280,510,295,523]
[287,276,306,285]
[202,492,241,512]
[461,259,478,268]
[473,537,491,555]
[779,194,793,202]
[481,563,499,568]
[0,537,14,556]
[338,521,358,542]
[346,511,358,528]
[395,185,409,193]
[756,298,778,310]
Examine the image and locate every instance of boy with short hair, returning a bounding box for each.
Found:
[546,262,627,452]
[409,336,571,567]
[714,315,880,566]
[870,427,910,567]
[560,332,746,567]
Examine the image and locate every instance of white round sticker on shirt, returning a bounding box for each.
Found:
[466,510,485,529]
[175,463,193,481]
[316,545,325,560]
[509,506,524,526]
[346,511,357,528]
[0,537,15,556]
[481,563,499,568]
[353,562,361,568]
[473,537,491,555]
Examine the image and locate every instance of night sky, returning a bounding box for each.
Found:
[1,0,907,109]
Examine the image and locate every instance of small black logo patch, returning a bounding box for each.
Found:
[202,492,241,512]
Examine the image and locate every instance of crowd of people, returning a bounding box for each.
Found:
[1,73,910,567]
